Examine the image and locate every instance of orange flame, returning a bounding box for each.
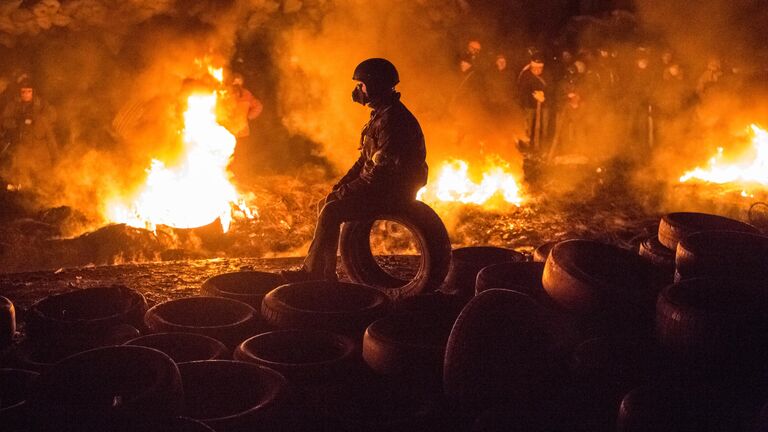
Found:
[680,124,768,191]
[417,158,524,206]
[106,65,255,232]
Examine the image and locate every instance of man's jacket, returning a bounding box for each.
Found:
[335,93,427,200]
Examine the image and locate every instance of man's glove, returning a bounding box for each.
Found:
[533,90,546,103]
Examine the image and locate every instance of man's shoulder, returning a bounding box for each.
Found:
[376,101,421,130]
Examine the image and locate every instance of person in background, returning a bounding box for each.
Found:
[517,51,550,153]
[226,72,263,142]
[696,56,723,99]
[1,78,58,189]
[281,58,428,282]
[486,53,516,114]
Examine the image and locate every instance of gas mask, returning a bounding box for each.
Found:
[352,82,369,106]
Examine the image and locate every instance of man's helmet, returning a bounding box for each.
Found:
[352,58,399,95]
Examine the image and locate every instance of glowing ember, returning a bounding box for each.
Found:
[417,158,524,206]
[107,67,254,232]
[680,124,768,188]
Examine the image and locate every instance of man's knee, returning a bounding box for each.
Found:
[317,199,344,226]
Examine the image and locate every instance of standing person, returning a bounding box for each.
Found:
[281,58,428,282]
[224,72,263,143]
[517,52,549,153]
[486,53,516,114]
[696,57,723,99]
[222,72,263,175]
[626,53,656,151]
[1,78,58,189]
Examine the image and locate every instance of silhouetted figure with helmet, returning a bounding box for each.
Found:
[281,58,427,282]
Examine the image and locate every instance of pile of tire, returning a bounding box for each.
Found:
[358,292,465,402]
[542,239,662,338]
[619,212,768,431]
[260,281,390,339]
[144,296,262,348]
[1,295,16,350]
[639,212,761,278]
[443,289,571,422]
[201,270,284,309]
[441,246,524,299]
[474,261,548,303]
[7,286,146,372]
[362,311,454,390]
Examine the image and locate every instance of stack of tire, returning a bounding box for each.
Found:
[455,239,665,430]
[638,212,760,279]
[542,239,663,338]
[441,246,524,299]
[623,212,768,431]
[0,276,299,431]
[7,285,147,373]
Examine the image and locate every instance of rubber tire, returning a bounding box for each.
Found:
[177,360,288,432]
[318,377,446,432]
[125,332,230,363]
[638,236,675,270]
[363,312,454,385]
[9,324,141,372]
[442,246,524,298]
[26,285,147,342]
[655,278,768,377]
[144,297,260,348]
[533,240,560,263]
[0,368,39,431]
[201,271,284,309]
[234,330,357,384]
[0,295,15,349]
[475,261,546,299]
[542,240,659,318]
[394,291,467,321]
[443,289,565,415]
[261,281,390,337]
[657,212,759,251]
[675,230,768,281]
[339,200,451,302]
[31,345,183,431]
[616,384,735,432]
[169,417,217,431]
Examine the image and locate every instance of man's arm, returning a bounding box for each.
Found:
[1,102,17,131]
[333,153,365,191]
[244,90,263,120]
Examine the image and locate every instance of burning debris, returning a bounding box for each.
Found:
[106,64,256,232]
[680,124,768,191]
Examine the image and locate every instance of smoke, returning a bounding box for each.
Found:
[0,0,282,230]
[5,0,765,240]
[272,0,552,210]
[1,0,541,236]
[628,0,768,213]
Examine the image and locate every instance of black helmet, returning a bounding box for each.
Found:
[352,58,399,94]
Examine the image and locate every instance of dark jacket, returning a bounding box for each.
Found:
[2,96,57,151]
[334,92,427,200]
[517,68,549,110]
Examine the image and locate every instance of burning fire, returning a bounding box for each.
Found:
[107,67,255,232]
[417,158,524,206]
[680,124,768,190]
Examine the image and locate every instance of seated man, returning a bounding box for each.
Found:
[282,58,428,282]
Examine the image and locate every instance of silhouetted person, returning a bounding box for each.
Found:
[281,58,427,282]
[486,53,516,114]
[696,57,723,99]
[517,52,550,152]
[1,78,57,189]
